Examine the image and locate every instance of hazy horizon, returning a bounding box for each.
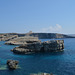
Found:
[0,32,75,35]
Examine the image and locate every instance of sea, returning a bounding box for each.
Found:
[0,38,75,75]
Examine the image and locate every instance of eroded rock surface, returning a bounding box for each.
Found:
[12,40,64,54]
[5,36,41,45]
[7,60,19,70]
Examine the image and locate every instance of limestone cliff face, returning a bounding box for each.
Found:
[0,33,75,39]
[6,33,73,39]
[25,33,75,39]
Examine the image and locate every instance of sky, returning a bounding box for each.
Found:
[0,0,75,34]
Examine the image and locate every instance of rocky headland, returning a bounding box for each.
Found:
[0,32,75,41]
[11,40,64,54]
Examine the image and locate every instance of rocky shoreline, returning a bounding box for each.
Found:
[0,35,18,41]
[0,33,75,40]
[0,35,64,71]
[5,36,41,45]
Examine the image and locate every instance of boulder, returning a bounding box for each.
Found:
[7,60,19,70]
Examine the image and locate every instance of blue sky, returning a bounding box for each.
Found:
[0,0,75,34]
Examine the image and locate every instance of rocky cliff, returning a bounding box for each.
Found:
[0,33,75,40]
[11,40,64,54]
[26,33,75,39]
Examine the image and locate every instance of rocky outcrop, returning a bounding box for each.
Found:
[12,42,43,54]
[42,40,64,52]
[5,41,27,45]
[7,60,19,70]
[11,40,64,54]
[5,36,41,45]
[0,35,18,41]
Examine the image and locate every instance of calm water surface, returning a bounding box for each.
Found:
[0,38,75,75]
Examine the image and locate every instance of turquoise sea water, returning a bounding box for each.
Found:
[0,38,75,75]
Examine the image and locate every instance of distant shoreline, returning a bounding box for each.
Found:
[0,33,75,39]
